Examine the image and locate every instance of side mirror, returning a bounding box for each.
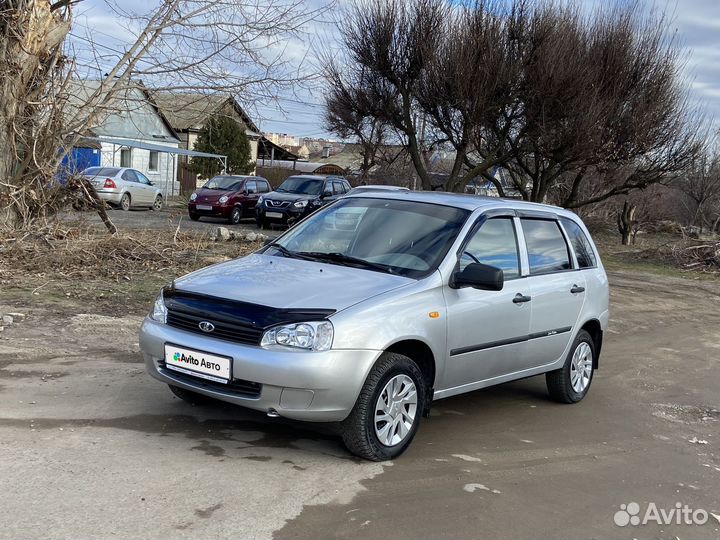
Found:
[451,262,504,291]
[321,190,332,198]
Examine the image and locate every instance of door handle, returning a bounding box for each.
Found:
[570,285,585,294]
[513,293,532,304]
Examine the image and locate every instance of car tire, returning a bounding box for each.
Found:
[168,384,216,406]
[341,352,426,461]
[256,218,267,229]
[120,193,131,211]
[546,329,595,403]
[189,212,200,221]
[152,195,163,211]
[229,206,243,225]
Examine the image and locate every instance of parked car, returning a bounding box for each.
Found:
[81,166,163,211]
[140,192,609,460]
[188,175,271,224]
[255,175,351,228]
[345,184,410,195]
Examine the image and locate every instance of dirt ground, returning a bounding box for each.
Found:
[1,213,719,539]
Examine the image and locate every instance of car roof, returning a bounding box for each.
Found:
[285,175,329,181]
[344,190,578,218]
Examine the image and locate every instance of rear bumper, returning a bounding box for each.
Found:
[139,317,380,422]
[96,190,123,205]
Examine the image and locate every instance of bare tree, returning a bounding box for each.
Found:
[675,151,720,234]
[325,0,704,203]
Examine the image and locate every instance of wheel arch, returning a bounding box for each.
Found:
[384,339,436,394]
[579,319,603,369]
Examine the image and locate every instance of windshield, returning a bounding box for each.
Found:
[83,167,120,177]
[266,198,470,278]
[203,176,244,190]
[276,177,324,195]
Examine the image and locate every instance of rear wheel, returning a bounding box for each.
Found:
[152,194,163,211]
[119,193,131,211]
[341,352,426,461]
[229,206,243,225]
[168,384,215,406]
[546,329,595,403]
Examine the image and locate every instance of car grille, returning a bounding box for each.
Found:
[158,360,262,398]
[166,310,263,346]
[266,200,291,208]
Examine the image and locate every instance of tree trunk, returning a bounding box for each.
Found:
[617,200,637,245]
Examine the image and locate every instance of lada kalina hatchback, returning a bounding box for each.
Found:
[139,192,609,460]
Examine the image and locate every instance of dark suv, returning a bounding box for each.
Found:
[188,175,271,224]
[255,175,351,228]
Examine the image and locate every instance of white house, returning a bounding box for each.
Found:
[67,80,181,196]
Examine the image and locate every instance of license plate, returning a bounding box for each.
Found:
[196,204,213,211]
[266,211,283,219]
[164,344,231,384]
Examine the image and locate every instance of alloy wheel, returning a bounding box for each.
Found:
[570,341,593,393]
[374,374,418,447]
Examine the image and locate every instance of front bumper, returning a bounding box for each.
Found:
[188,202,232,218]
[139,317,380,422]
[256,204,312,224]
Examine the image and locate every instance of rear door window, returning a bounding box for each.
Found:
[560,218,597,268]
[245,180,257,194]
[521,219,572,274]
[332,181,346,195]
[257,179,270,193]
[460,217,520,278]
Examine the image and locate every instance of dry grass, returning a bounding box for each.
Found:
[0,225,261,313]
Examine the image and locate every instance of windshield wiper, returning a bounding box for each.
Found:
[297,252,392,273]
[275,188,288,193]
[269,244,315,261]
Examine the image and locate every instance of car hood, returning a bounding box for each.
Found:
[173,253,413,311]
[194,189,235,203]
[264,191,318,202]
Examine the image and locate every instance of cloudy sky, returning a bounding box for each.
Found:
[68,0,720,140]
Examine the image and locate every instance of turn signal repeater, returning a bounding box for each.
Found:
[428,311,440,319]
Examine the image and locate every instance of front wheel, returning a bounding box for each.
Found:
[189,212,200,221]
[229,206,243,225]
[341,352,426,461]
[256,218,267,229]
[546,329,595,403]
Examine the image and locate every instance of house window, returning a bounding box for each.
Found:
[120,148,132,168]
[148,151,159,172]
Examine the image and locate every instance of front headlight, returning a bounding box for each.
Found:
[189,192,197,201]
[261,321,333,351]
[150,290,167,323]
[219,195,229,204]
[258,195,265,204]
[293,200,308,208]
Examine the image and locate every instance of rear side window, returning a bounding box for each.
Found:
[122,169,138,182]
[521,219,571,274]
[461,218,520,278]
[246,180,257,194]
[560,217,597,268]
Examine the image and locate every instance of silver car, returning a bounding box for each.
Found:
[81,167,163,211]
[139,192,609,460]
